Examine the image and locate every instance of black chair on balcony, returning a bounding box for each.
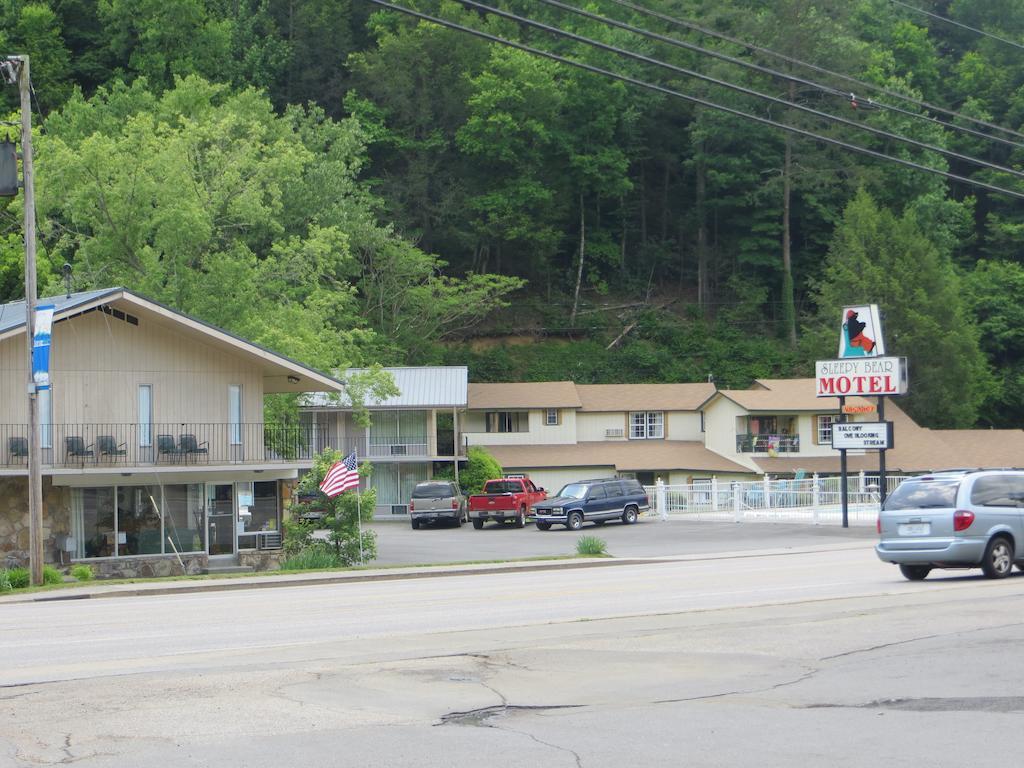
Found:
[157,434,184,463]
[179,433,209,463]
[8,437,28,463]
[65,436,94,463]
[97,435,127,462]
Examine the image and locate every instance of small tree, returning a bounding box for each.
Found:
[434,446,503,496]
[289,448,377,566]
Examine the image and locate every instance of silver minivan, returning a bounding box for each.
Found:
[876,470,1024,580]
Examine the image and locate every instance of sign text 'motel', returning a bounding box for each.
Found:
[831,422,894,451]
[815,357,908,397]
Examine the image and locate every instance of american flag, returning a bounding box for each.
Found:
[320,451,359,497]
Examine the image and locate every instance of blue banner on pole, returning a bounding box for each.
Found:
[32,304,54,391]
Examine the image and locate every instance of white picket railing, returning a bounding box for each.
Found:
[644,474,909,527]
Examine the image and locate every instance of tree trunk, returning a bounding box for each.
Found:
[782,81,797,347]
[570,191,585,326]
[696,145,709,318]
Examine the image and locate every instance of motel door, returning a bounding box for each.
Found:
[206,483,236,557]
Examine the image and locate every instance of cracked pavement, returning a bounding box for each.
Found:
[2,543,1024,766]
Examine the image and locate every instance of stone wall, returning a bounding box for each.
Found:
[88,554,207,579]
[0,477,72,568]
[239,550,284,571]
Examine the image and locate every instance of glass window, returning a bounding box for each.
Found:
[413,482,456,498]
[163,484,205,552]
[139,384,152,447]
[970,476,1024,507]
[817,415,837,445]
[558,483,590,499]
[251,481,280,531]
[117,485,162,556]
[545,409,559,426]
[486,411,527,433]
[229,385,242,445]
[629,412,664,439]
[75,488,116,558]
[883,480,960,511]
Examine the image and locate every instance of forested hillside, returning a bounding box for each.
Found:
[2,0,1023,428]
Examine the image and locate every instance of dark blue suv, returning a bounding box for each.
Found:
[533,478,649,531]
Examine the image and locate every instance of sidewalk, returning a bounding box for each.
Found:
[0,541,869,605]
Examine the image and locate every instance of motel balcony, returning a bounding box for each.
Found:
[0,423,466,470]
[735,433,801,454]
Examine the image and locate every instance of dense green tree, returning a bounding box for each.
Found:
[803,189,992,428]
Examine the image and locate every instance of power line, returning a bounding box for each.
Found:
[889,0,1024,53]
[362,0,1024,202]
[602,0,1024,147]
[509,0,1024,182]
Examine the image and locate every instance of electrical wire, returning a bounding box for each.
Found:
[482,0,1024,182]
[889,0,1024,53]
[363,0,1024,201]
[602,0,1024,146]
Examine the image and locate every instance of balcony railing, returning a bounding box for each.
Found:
[0,424,464,469]
[735,433,800,454]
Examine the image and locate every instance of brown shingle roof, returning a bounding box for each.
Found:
[467,382,582,409]
[715,378,874,412]
[481,441,751,474]
[576,383,716,412]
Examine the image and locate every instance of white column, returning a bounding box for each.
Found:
[763,474,772,514]
[656,478,667,521]
[732,481,742,523]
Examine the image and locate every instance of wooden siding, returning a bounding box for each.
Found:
[0,311,263,424]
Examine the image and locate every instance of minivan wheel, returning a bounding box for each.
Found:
[622,505,639,525]
[898,564,931,581]
[982,536,1014,579]
[566,511,584,531]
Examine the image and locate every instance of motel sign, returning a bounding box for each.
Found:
[815,357,908,397]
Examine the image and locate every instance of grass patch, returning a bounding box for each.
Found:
[575,536,608,556]
[71,564,94,581]
[42,565,63,585]
[281,548,344,571]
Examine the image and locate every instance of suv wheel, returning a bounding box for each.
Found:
[566,511,584,531]
[410,519,420,530]
[536,522,552,531]
[622,505,639,525]
[898,564,931,581]
[982,536,1014,579]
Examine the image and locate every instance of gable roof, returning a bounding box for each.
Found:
[304,367,468,409]
[482,440,751,474]
[0,288,343,393]
[468,382,583,409]
[576,383,716,412]
[711,378,874,412]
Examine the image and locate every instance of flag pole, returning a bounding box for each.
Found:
[356,453,363,566]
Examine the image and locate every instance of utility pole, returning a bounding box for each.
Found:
[11,55,43,586]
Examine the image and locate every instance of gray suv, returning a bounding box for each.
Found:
[876,469,1024,580]
[409,481,466,529]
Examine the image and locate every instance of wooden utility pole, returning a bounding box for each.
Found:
[16,55,43,586]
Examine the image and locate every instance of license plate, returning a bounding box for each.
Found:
[898,523,930,536]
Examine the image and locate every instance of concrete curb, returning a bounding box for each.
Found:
[0,541,872,605]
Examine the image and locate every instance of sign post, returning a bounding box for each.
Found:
[816,305,907,528]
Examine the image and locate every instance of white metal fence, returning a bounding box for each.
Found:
[643,474,909,527]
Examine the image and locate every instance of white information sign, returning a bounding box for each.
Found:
[831,422,894,450]
[815,357,908,397]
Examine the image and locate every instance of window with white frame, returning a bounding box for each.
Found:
[629,411,664,439]
[229,385,242,445]
[816,415,838,445]
[139,384,152,447]
[544,408,560,426]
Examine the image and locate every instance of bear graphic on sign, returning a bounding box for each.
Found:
[839,305,885,358]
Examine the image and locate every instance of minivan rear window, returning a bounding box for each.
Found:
[412,483,454,498]
[883,479,960,510]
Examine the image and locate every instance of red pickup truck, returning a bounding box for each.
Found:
[468,477,547,529]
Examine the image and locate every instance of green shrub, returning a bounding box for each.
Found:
[42,565,63,585]
[0,570,11,593]
[576,536,608,556]
[6,567,29,589]
[71,564,93,582]
[281,545,343,571]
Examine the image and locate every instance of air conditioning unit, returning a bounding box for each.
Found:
[391,504,409,515]
[390,444,408,456]
[605,428,624,438]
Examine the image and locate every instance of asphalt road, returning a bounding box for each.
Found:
[3,530,1024,767]
[368,517,878,564]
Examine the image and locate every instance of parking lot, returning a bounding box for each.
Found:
[366,516,878,566]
